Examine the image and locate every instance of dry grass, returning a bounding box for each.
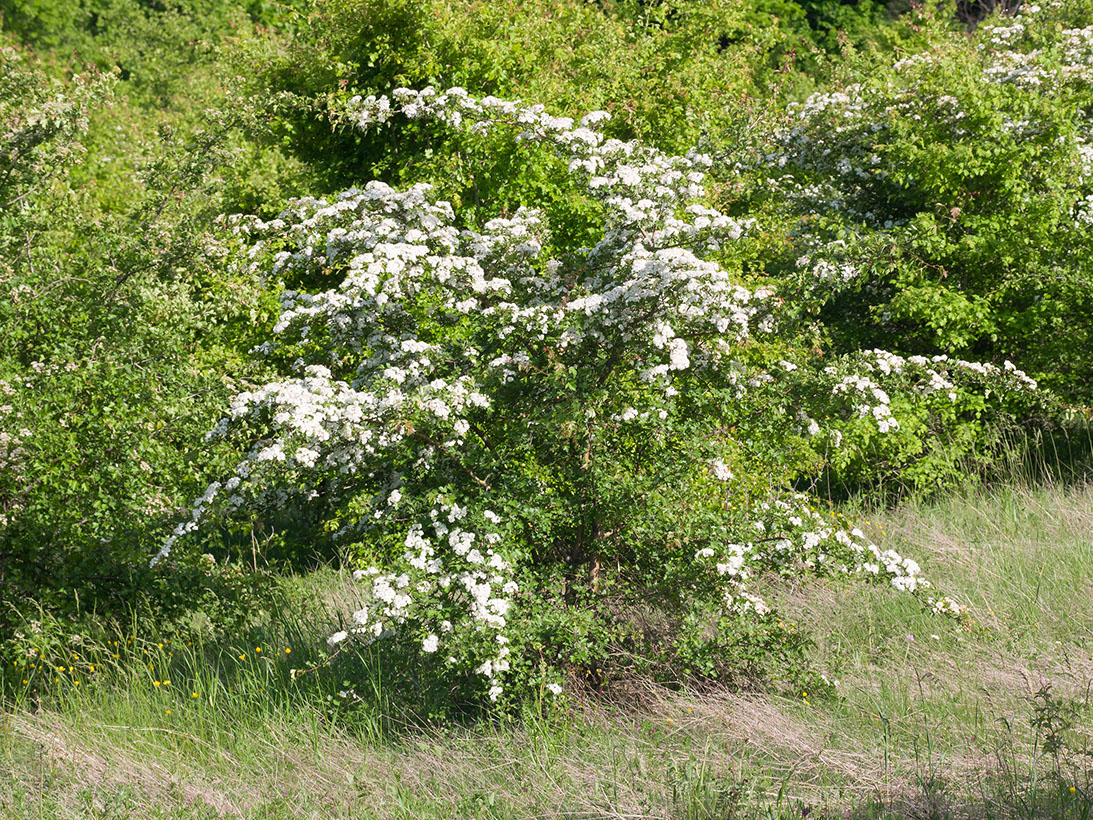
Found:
[5,713,248,817]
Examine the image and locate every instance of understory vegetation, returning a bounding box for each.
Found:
[2,0,1092,816]
[4,479,1092,818]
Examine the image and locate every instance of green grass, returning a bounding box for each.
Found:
[3,482,1092,819]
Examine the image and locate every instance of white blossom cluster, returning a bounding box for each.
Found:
[346,86,773,351]
[1074,194,1093,227]
[832,373,900,434]
[0,380,28,528]
[980,3,1093,88]
[341,498,518,700]
[753,84,890,225]
[820,348,1038,436]
[928,595,967,617]
[693,493,933,617]
[858,349,1039,393]
[758,3,1093,231]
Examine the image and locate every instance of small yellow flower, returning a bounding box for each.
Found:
[73,681,80,687]
[192,692,199,698]
[89,665,95,672]
[284,648,291,654]
[153,680,161,687]
[238,654,245,660]
[166,709,171,715]
[255,647,261,653]
[163,680,170,686]
[1071,787,1077,794]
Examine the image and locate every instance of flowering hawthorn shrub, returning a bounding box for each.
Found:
[156,86,1040,705]
[743,0,1093,404]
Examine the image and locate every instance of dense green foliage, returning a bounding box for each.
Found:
[0,43,285,641]
[236,0,931,229]
[1,0,1091,708]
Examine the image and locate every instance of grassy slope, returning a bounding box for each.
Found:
[2,482,1091,819]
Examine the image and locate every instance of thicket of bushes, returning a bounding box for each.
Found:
[1,0,1090,707]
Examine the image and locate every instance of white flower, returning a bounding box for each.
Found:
[422,634,439,653]
[328,631,348,646]
[710,459,733,481]
[668,337,690,370]
[546,682,563,695]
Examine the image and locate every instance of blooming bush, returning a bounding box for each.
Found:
[740,0,1093,404]
[151,84,1050,706]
